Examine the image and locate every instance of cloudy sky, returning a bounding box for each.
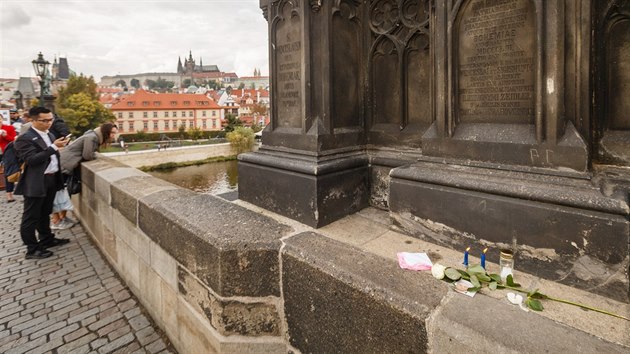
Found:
[0,0,269,82]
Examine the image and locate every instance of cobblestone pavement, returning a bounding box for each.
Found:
[0,196,176,354]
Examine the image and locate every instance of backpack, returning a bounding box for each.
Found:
[2,142,24,183]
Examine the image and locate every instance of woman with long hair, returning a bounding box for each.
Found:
[53,123,118,229]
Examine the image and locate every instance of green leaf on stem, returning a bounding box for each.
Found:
[468,265,485,274]
[470,274,481,288]
[477,273,492,282]
[506,274,521,287]
[526,298,544,311]
[467,286,481,293]
[445,268,462,281]
[457,269,471,280]
[489,274,502,283]
[489,281,498,290]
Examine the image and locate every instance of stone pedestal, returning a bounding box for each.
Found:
[239,0,369,227]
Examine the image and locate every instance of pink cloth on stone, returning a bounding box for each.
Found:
[397,252,433,271]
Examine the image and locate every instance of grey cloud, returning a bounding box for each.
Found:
[1,4,32,30]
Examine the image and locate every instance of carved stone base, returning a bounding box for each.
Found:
[422,122,589,172]
[388,161,630,302]
[238,149,369,227]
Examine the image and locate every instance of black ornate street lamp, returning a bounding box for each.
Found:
[32,52,51,107]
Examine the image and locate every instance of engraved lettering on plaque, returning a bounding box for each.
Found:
[274,6,302,129]
[457,0,536,124]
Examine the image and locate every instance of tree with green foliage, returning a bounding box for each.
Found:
[130,78,140,89]
[57,74,99,108]
[250,82,256,89]
[57,93,115,135]
[188,127,203,141]
[178,123,187,138]
[250,123,263,133]
[226,127,255,155]
[182,78,192,87]
[56,75,114,134]
[238,82,245,89]
[223,113,242,132]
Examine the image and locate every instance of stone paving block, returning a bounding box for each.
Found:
[50,322,80,340]
[29,320,68,340]
[107,324,132,341]
[4,334,46,354]
[97,332,134,354]
[28,337,64,354]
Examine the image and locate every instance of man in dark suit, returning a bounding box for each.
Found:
[14,107,71,259]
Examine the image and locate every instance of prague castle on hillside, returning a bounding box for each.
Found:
[99,51,239,87]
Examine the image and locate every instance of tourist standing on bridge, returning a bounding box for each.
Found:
[14,107,70,259]
[1,115,17,203]
[60,122,118,176]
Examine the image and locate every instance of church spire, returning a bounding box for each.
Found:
[177,56,183,73]
[188,50,193,61]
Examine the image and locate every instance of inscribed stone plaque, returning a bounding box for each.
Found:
[457,0,536,124]
[608,19,630,130]
[274,3,302,128]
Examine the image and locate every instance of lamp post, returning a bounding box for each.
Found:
[31,52,53,108]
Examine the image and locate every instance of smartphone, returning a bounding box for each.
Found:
[65,134,73,139]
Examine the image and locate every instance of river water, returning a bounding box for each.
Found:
[147,160,238,195]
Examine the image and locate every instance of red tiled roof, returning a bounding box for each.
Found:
[110,89,221,111]
[98,87,124,94]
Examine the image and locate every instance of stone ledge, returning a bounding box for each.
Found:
[428,292,628,353]
[282,232,448,352]
[279,230,630,354]
[138,188,292,297]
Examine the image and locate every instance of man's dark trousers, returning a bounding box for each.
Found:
[21,174,57,252]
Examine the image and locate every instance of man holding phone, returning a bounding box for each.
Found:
[14,107,71,259]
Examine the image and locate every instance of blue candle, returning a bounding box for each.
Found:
[463,247,470,267]
[481,248,488,269]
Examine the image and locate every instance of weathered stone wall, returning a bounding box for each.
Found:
[75,157,290,353]
[77,157,629,353]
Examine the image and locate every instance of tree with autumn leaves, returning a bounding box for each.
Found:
[56,75,115,135]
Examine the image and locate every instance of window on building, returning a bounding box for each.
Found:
[128,112,134,118]
[173,111,177,117]
[143,121,148,130]
[143,112,148,118]
[202,111,207,117]
[153,101,160,106]
[170,101,177,106]
[153,121,158,130]
[172,120,176,129]
[117,112,122,118]
[127,101,134,107]
[212,111,216,117]
[189,111,193,117]
[189,120,194,128]
[183,101,190,106]
[165,120,170,129]
[182,111,186,118]
[165,111,169,117]
[129,121,134,130]
[153,112,157,118]
[202,120,207,129]
[212,119,217,128]
[142,101,149,107]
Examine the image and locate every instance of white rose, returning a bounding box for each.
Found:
[431,263,446,280]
